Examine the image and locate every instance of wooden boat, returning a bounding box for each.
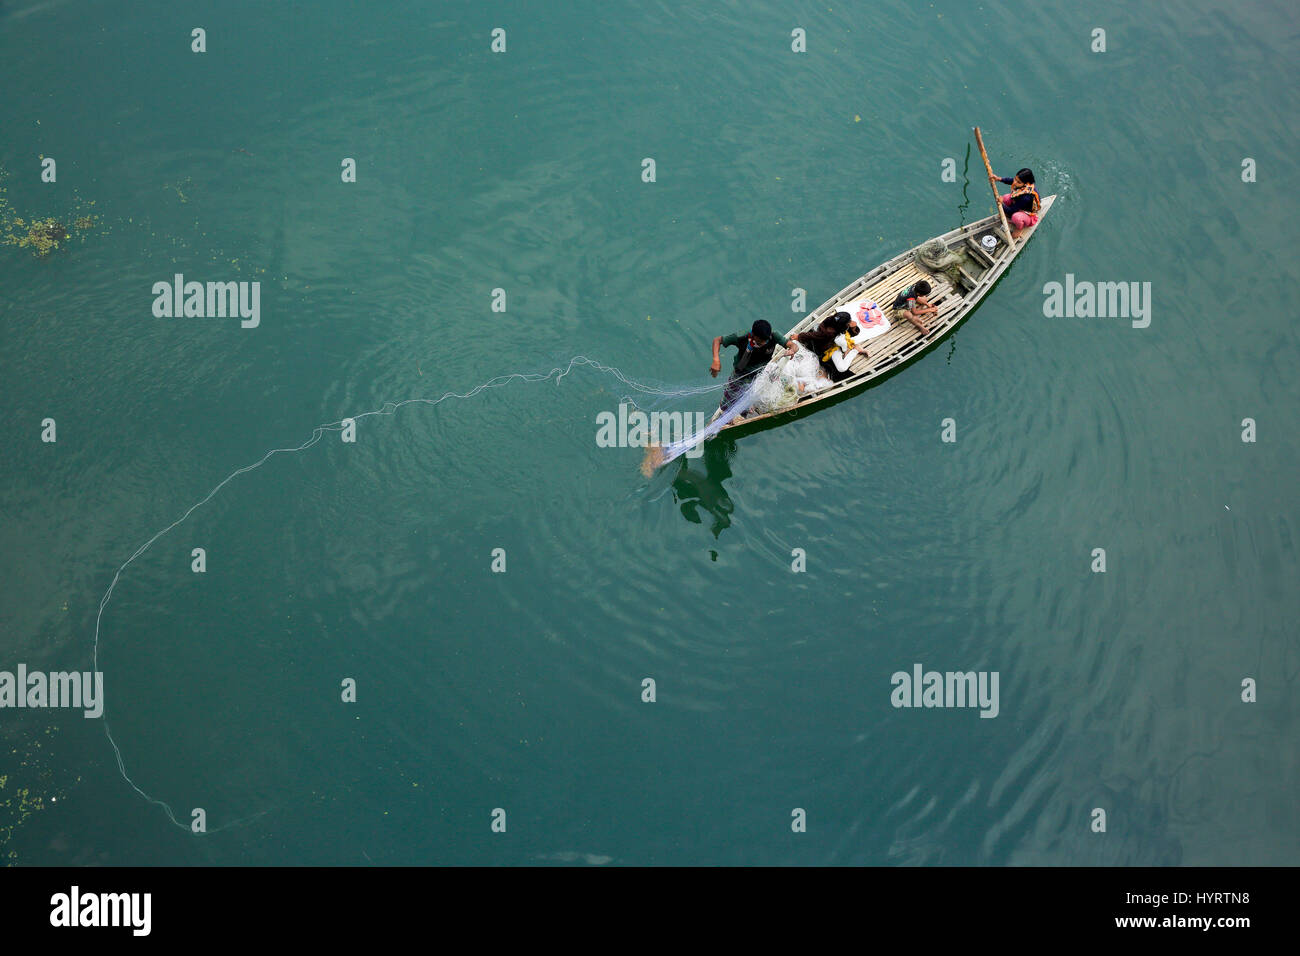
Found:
[713,193,1055,433]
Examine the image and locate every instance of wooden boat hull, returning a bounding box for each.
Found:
[715,195,1056,434]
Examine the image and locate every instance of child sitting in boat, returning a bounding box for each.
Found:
[891,280,937,335]
[991,167,1041,237]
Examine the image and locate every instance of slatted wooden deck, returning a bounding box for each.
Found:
[716,194,1056,431]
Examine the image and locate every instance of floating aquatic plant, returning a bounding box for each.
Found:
[11,217,66,256]
[3,215,97,257]
[0,724,72,865]
[0,165,98,258]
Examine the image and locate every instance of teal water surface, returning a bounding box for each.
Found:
[1,0,1297,865]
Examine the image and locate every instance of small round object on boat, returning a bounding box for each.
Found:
[981,234,998,252]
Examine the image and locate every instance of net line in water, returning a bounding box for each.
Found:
[640,373,764,475]
[90,354,721,832]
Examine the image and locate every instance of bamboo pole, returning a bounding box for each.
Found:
[973,126,1015,246]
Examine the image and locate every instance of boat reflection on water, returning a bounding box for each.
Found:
[670,435,737,538]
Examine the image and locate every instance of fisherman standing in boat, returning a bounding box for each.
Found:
[710,319,797,412]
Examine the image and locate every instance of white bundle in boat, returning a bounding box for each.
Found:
[751,348,832,415]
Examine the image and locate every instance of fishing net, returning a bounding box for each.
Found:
[914,238,967,288]
[751,356,800,414]
[640,374,764,476]
[639,346,838,475]
[90,352,734,830]
[750,349,831,415]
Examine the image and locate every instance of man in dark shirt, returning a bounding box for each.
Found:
[710,319,796,412]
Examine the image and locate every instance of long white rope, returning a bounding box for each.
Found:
[91,355,723,831]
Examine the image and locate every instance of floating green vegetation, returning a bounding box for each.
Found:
[0,723,74,866]
[0,166,100,258]
[165,176,194,204]
[2,214,98,257]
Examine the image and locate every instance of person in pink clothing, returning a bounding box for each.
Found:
[991,167,1041,237]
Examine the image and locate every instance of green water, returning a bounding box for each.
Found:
[1,0,1296,865]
